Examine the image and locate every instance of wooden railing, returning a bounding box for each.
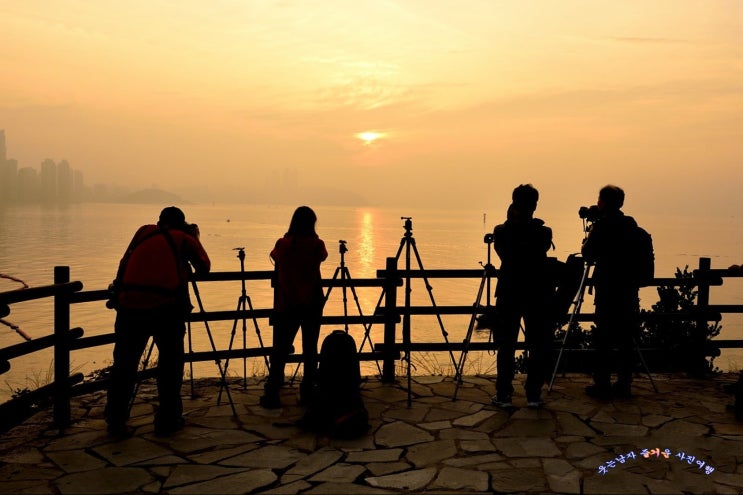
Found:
[0,256,739,431]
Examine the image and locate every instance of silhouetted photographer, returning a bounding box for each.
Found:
[581,185,653,400]
[491,184,553,408]
[105,206,211,437]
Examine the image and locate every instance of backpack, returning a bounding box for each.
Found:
[301,330,370,438]
[549,254,586,326]
[631,226,655,287]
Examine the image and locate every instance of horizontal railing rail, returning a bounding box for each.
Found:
[0,256,737,432]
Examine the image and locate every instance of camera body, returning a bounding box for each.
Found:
[578,205,601,222]
[182,223,199,237]
[483,233,494,244]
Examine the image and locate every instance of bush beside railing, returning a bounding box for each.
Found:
[0,256,737,432]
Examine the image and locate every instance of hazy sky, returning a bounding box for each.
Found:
[1,1,742,215]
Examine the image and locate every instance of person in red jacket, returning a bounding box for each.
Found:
[105,206,210,437]
[260,206,328,409]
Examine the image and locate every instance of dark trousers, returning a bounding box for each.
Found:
[105,307,186,428]
[592,293,640,388]
[494,295,552,398]
[265,305,322,397]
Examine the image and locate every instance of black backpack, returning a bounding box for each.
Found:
[549,254,586,326]
[631,225,655,287]
[301,330,370,438]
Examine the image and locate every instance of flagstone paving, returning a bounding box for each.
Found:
[1,373,743,494]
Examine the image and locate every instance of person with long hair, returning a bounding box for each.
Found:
[260,206,328,409]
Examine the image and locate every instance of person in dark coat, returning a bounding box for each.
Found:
[582,185,640,399]
[105,206,210,437]
[491,184,553,408]
[260,206,328,409]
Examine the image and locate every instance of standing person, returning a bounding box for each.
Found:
[581,185,640,399]
[105,206,210,437]
[491,184,554,408]
[260,206,328,409]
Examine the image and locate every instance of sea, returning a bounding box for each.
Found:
[2,202,743,402]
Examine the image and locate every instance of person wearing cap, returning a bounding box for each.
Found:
[105,206,210,437]
[490,184,554,408]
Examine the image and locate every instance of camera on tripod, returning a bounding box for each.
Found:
[181,222,200,237]
[483,233,494,244]
[338,239,348,254]
[578,205,601,223]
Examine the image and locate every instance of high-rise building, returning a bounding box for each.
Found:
[57,159,72,204]
[73,170,84,202]
[0,130,13,203]
[1,159,18,203]
[40,159,57,203]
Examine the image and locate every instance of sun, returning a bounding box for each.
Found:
[356,131,385,145]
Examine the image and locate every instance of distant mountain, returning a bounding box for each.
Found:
[117,188,186,204]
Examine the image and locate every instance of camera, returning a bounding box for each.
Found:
[578,205,601,222]
[483,233,494,244]
[338,239,348,254]
[183,223,199,237]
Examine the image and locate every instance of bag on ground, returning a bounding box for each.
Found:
[301,330,370,438]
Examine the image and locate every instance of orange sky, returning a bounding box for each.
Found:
[1,1,741,215]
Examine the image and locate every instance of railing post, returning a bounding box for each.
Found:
[694,257,712,376]
[382,257,398,383]
[53,266,71,429]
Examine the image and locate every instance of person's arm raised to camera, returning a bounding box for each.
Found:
[183,231,211,274]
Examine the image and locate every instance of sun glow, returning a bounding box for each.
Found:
[356,131,385,145]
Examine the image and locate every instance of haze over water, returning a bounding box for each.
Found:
[2,202,743,402]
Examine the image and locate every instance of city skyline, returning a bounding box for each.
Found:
[0,129,370,206]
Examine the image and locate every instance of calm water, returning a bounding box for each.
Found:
[2,202,743,401]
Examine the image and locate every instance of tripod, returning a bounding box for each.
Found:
[547,258,658,394]
[218,247,269,404]
[325,240,380,373]
[288,239,380,384]
[372,217,457,407]
[452,233,497,401]
[548,259,592,392]
[130,269,238,417]
[187,277,238,416]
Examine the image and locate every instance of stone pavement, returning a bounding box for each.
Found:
[1,373,743,494]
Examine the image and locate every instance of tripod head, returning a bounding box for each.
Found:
[481,232,495,273]
[401,216,413,237]
[233,247,246,264]
[338,240,348,254]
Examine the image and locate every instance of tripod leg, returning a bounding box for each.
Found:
[452,269,488,402]
[548,263,591,393]
[187,321,195,397]
[340,266,383,376]
[218,295,244,405]
[190,280,237,416]
[633,336,659,393]
[324,266,341,302]
[242,307,247,388]
[245,295,270,369]
[129,338,155,415]
[410,241,458,371]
